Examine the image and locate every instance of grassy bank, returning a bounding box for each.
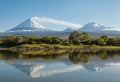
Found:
[0,44,120,51]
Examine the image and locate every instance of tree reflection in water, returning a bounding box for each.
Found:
[0,50,120,63]
[0,50,120,78]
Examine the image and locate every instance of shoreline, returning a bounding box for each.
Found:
[0,44,120,51]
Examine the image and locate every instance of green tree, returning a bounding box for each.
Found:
[97,38,106,46]
[69,31,81,44]
[97,35,108,46]
[28,36,40,44]
[100,35,108,41]
[80,32,91,45]
[0,38,3,46]
[41,35,52,44]
[107,38,120,46]
[51,37,62,44]
[80,32,90,40]
[69,31,91,45]
[2,35,19,47]
[0,38,2,44]
[21,36,40,44]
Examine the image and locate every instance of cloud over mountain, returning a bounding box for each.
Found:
[32,16,82,28]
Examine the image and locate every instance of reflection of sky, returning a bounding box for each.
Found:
[1,56,120,78]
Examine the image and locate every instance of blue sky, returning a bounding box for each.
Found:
[0,0,120,31]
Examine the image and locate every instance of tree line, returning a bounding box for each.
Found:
[0,31,120,47]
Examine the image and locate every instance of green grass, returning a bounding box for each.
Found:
[16,44,84,49]
[14,44,120,51]
[0,43,119,51]
[91,45,120,49]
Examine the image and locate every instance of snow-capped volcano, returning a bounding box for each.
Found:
[78,22,120,35]
[80,22,111,32]
[8,16,48,32]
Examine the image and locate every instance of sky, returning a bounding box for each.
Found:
[0,0,120,31]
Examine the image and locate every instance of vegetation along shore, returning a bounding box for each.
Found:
[0,31,120,51]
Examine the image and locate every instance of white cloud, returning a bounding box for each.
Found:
[31,16,82,28]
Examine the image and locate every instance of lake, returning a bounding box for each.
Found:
[0,50,120,82]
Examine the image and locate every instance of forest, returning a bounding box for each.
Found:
[0,31,120,48]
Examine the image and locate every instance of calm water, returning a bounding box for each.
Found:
[0,50,120,82]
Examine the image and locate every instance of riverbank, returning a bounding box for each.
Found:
[0,44,120,51]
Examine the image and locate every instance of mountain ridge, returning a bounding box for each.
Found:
[1,16,120,37]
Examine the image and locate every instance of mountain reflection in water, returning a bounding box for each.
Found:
[0,50,120,78]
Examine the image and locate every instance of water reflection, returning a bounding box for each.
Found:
[9,60,82,78]
[0,50,120,78]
